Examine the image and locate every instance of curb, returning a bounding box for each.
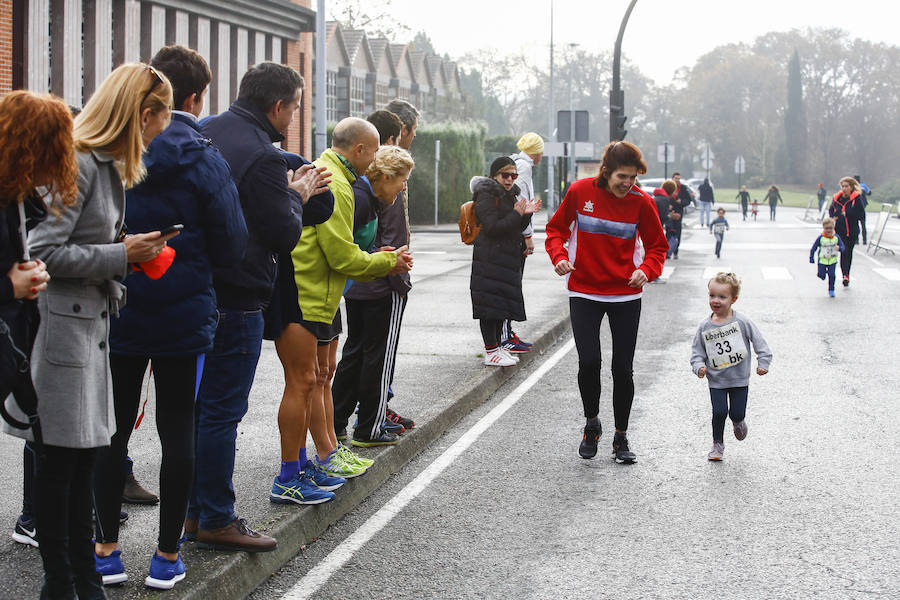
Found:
[177,310,573,600]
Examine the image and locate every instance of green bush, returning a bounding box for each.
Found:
[407,122,486,224]
[871,178,900,205]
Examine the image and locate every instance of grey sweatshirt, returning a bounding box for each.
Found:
[690,310,773,389]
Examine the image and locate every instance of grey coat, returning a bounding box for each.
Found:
[3,151,128,448]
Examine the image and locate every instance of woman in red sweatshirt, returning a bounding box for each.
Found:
[545,141,667,464]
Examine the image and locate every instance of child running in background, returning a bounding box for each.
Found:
[750,199,759,221]
[690,272,772,461]
[709,207,730,258]
[665,211,681,259]
[809,216,845,297]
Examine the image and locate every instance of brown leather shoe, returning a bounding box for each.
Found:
[182,518,198,542]
[122,473,159,505]
[196,518,276,552]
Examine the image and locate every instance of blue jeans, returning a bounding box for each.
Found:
[699,202,712,226]
[188,308,264,530]
[818,262,837,291]
[709,386,748,442]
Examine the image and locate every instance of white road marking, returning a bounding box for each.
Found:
[761,267,792,280]
[280,338,577,600]
[702,267,731,279]
[415,251,448,255]
[873,268,900,281]
[659,266,675,280]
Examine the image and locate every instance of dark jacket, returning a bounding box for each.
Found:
[830,191,866,244]
[345,179,412,300]
[652,187,670,226]
[765,188,782,206]
[698,181,714,203]
[469,177,530,321]
[675,183,692,208]
[0,195,45,354]
[109,112,248,357]
[201,99,304,310]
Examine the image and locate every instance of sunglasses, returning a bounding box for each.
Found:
[498,172,519,180]
[140,66,164,109]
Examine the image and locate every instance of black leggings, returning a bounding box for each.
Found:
[569,297,641,431]
[839,236,856,278]
[94,354,199,553]
[479,319,503,348]
[35,445,102,598]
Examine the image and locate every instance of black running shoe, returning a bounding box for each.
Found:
[612,433,637,464]
[578,421,602,459]
[386,408,415,430]
[12,514,38,548]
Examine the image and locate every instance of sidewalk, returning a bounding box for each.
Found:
[0,235,571,600]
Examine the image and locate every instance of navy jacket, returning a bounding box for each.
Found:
[110,113,247,356]
[202,99,304,310]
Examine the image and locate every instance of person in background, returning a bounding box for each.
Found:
[809,216,845,298]
[853,175,869,237]
[672,172,693,209]
[91,45,248,591]
[187,61,329,553]
[504,132,544,354]
[698,178,715,228]
[22,63,173,599]
[470,157,538,367]
[829,176,866,288]
[736,185,751,221]
[709,207,730,259]
[663,179,683,259]
[764,185,782,221]
[816,183,827,213]
[546,141,667,464]
[365,109,403,146]
[0,92,77,565]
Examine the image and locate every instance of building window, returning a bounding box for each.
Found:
[376,83,389,108]
[350,75,365,117]
[326,70,337,122]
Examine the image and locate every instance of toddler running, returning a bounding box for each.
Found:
[709,207,729,258]
[690,272,772,461]
[810,216,845,297]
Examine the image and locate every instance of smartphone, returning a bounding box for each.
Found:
[160,224,184,236]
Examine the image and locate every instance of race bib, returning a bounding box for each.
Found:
[821,243,838,259]
[713,223,726,235]
[703,322,747,370]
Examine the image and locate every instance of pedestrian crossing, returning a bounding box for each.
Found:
[659,266,900,282]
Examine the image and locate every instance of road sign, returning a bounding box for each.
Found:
[699,145,714,169]
[734,155,746,174]
[542,142,594,158]
[574,142,594,158]
[557,110,589,142]
[543,142,566,157]
[657,144,674,163]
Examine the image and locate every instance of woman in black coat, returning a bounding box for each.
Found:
[829,176,867,287]
[470,156,537,367]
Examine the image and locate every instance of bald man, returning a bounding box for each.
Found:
[270,118,413,504]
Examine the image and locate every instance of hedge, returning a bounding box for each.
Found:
[407,122,486,225]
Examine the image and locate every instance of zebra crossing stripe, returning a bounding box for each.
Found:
[873,268,900,281]
[659,266,675,280]
[761,267,792,280]
[702,267,730,279]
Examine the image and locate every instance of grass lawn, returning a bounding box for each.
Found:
[716,187,892,212]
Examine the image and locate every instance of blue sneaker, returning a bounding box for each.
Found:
[95,550,128,585]
[304,461,345,492]
[270,472,335,505]
[828,289,835,297]
[145,552,186,590]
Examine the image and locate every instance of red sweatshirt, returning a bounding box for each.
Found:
[545,178,668,296]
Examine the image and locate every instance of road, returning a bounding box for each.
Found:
[250,206,900,600]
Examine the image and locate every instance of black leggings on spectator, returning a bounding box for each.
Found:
[839,237,856,278]
[569,297,641,431]
[35,445,103,599]
[479,319,503,348]
[93,355,198,554]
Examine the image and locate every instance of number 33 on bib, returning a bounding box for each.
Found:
[703,323,748,369]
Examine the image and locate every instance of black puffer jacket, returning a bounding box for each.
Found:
[469,177,530,321]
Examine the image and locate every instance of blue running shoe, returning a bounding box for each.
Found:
[304,461,345,492]
[95,550,128,585]
[145,552,186,590]
[270,472,335,505]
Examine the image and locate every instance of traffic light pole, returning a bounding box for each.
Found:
[610,0,638,142]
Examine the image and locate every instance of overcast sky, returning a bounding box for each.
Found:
[384,0,898,84]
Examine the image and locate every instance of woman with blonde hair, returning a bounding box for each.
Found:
[829,176,866,287]
[14,63,174,599]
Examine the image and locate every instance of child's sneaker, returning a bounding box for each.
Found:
[578,421,602,459]
[828,289,835,297]
[612,432,637,464]
[337,444,373,468]
[708,442,725,461]
[386,408,415,430]
[95,550,128,585]
[318,450,369,478]
[733,420,748,441]
[145,552,186,590]
[304,460,345,491]
[11,514,38,548]
[270,472,335,505]
[484,347,516,367]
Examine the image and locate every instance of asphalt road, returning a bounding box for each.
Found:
[250,206,900,600]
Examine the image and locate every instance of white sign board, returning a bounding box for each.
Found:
[543,142,566,157]
[657,144,675,163]
[734,155,746,173]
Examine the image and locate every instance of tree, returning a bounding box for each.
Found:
[784,49,808,182]
[410,31,436,55]
[328,0,410,39]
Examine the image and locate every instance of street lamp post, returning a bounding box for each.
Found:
[568,42,578,191]
[547,0,555,214]
[610,0,638,141]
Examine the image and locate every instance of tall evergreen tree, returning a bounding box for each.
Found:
[784,49,809,182]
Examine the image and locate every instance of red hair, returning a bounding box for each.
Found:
[0,91,78,210]
[594,141,647,190]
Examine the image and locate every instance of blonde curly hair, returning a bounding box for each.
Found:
[710,272,741,297]
[366,145,414,181]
